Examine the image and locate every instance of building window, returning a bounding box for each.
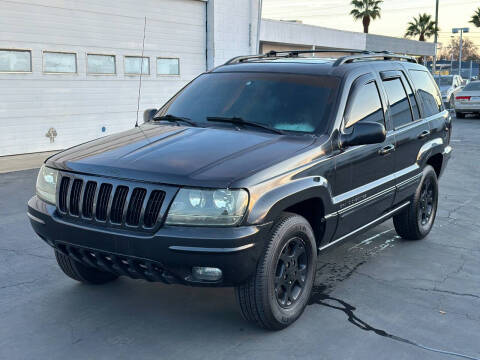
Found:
[87,54,116,74]
[0,49,31,72]
[124,56,149,75]
[157,58,179,75]
[43,51,77,73]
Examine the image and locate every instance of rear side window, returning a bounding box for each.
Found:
[345,81,384,128]
[409,70,443,117]
[403,76,421,120]
[382,78,413,128]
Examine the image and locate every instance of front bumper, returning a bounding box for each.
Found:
[28,196,271,286]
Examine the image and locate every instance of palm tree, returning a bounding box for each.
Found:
[350,0,383,34]
[404,13,438,41]
[470,8,480,27]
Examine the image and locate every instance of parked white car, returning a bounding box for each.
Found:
[434,75,464,108]
[454,80,480,118]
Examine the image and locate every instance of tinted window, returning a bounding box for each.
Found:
[403,77,421,120]
[0,50,31,72]
[383,78,413,128]
[410,70,443,117]
[463,81,480,91]
[434,76,453,87]
[157,72,340,134]
[345,81,384,128]
[43,52,77,73]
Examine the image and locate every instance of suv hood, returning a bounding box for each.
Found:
[47,124,317,188]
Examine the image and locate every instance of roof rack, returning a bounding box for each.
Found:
[224,49,417,66]
[333,51,417,66]
[224,49,370,65]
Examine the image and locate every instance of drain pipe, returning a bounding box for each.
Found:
[256,0,263,54]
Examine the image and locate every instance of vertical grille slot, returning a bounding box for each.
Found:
[96,183,113,221]
[143,190,165,228]
[126,188,147,226]
[69,179,83,216]
[110,186,129,223]
[82,181,97,218]
[58,177,70,213]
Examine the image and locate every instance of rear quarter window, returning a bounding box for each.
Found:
[408,70,443,117]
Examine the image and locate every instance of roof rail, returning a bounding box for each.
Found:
[333,52,417,66]
[224,49,371,65]
[223,50,417,66]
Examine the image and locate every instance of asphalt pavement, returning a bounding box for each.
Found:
[0,116,479,360]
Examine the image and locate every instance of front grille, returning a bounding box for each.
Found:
[57,174,167,230]
[56,243,169,283]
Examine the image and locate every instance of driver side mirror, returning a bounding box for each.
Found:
[143,108,158,123]
[340,122,386,148]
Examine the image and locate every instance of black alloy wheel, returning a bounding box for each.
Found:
[275,237,308,308]
[418,176,436,229]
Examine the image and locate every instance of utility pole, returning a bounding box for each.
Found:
[452,27,469,77]
[433,0,439,74]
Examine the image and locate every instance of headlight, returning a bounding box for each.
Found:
[165,188,249,226]
[36,165,58,205]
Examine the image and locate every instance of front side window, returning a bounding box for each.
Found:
[383,78,413,128]
[157,58,179,75]
[125,56,149,75]
[87,54,116,74]
[413,70,443,116]
[344,81,384,129]
[43,52,77,73]
[0,49,31,72]
[156,72,340,134]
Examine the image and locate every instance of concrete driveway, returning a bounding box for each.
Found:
[1,116,479,360]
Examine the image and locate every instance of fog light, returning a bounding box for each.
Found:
[192,267,223,281]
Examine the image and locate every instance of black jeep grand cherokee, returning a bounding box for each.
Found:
[28,51,452,330]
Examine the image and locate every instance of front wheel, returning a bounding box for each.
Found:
[393,165,438,240]
[235,213,317,330]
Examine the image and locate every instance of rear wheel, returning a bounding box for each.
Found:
[235,213,316,330]
[456,112,465,119]
[55,250,118,284]
[393,165,438,240]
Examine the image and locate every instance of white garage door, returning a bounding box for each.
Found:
[0,0,206,156]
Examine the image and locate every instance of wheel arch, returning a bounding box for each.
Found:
[246,177,336,249]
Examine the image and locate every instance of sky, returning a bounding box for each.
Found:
[262,0,480,51]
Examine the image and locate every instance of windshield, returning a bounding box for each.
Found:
[434,76,453,86]
[155,72,340,134]
[463,81,480,91]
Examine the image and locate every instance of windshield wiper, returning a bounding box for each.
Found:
[207,116,284,134]
[152,114,198,127]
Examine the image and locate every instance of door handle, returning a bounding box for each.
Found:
[378,144,395,155]
[417,130,431,139]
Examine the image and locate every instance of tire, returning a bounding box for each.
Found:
[55,250,118,284]
[393,165,439,240]
[235,212,317,330]
[456,112,465,119]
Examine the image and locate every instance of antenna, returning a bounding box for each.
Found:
[135,16,147,128]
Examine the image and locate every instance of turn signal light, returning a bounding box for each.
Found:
[456,96,471,100]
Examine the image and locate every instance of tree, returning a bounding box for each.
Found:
[439,37,479,61]
[470,7,480,27]
[350,0,383,34]
[404,13,438,41]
